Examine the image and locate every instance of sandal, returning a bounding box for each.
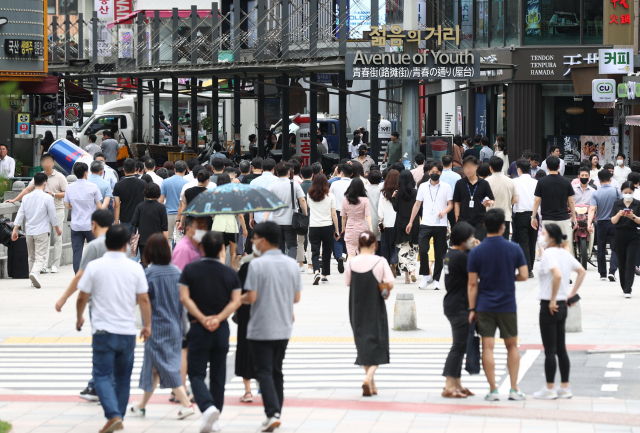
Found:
[411,273,417,283]
[405,277,411,284]
[441,388,467,399]
[372,387,378,395]
[459,388,474,397]
[240,392,253,403]
[362,380,372,397]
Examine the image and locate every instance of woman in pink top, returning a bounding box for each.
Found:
[341,178,373,259]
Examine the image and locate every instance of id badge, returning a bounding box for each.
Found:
[430,207,436,215]
[469,200,474,208]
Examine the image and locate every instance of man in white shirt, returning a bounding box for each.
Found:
[76,225,151,433]
[144,158,163,187]
[329,164,353,273]
[512,159,538,277]
[93,152,118,191]
[183,158,198,182]
[250,158,278,226]
[613,153,631,186]
[541,146,566,176]
[12,172,62,288]
[440,155,461,233]
[406,161,453,290]
[0,143,15,178]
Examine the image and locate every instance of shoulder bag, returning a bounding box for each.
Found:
[375,258,393,299]
[291,181,309,236]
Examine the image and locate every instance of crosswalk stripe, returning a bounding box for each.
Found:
[0,343,507,395]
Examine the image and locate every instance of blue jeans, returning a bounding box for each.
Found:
[92,332,136,420]
[71,229,95,273]
[121,222,140,262]
[333,210,345,260]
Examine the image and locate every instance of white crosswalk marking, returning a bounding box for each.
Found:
[0,343,509,396]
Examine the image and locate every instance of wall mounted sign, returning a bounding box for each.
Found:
[17,113,30,135]
[592,79,616,102]
[367,25,461,48]
[345,50,479,80]
[618,83,627,98]
[4,40,44,57]
[599,48,633,74]
[512,48,604,81]
[64,104,81,123]
[604,0,634,45]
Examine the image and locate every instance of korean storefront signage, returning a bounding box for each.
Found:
[511,48,606,81]
[95,0,114,20]
[367,25,461,48]
[592,79,616,102]
[0,1,47,80]
[599,48,633,74]
[604,0,634,45]
[345,50,479,80]
[4,40,44,57]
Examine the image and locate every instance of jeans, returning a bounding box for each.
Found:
[614,233,640,294]
[418,225,447,279]
[333,210,345,260]
[596,220,618,277]
[277,225,298,260]
[443,311,469,378]
[71,229,95,273]
[513,212,538,271]
[92,332,136,420]
[121,222,140,262]
[539,300,569,383]
[188,322,230,414]
[249,339,289,418]
[309,226,334,275]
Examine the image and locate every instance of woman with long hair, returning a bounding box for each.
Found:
[611,181,640,297]
[129,234,195,419]
[345,231,394,397]
[442,222,478,398]
[589,153,601,182]
[341,178,373,260]
[452,135,463,171]
[533,224,585,399]
[41,130,55,156]
[392,170,420,283]
[308,173,340,284]
[379,169,400,275]
[211,173,248,270]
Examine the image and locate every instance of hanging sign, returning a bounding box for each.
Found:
[592,79,616,102]
[95,0,114,20]
[8,98,26,115]
[64,104,81,123]
[599,48,633,74]
[618,83,627,98]
[17,113,31,135]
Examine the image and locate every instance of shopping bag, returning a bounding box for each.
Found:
[465,321,481,375]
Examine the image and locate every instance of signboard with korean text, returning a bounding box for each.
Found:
[592,79,616,102]
[345,50,479,80]
[604,0,633,45]
[599,48,633,74]
[547,135,581,166]
[512,48,608,81]
[0,0,47,79]
[367,25,461,49]
[4,40,44,58]
[16,113,30,135]
[95,0,114,20]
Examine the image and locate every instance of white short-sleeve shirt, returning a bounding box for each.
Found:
[416,181,452,227]
[537,247,582,301]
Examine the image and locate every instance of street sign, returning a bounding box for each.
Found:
[16,113,30,135]
[599,48,633,74]
[8,98,26,115]
[64,104,80,123]
[592,79,616,102]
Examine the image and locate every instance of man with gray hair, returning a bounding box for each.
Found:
[88,160,113,211]
[160,159,190,246]
[238,160,251,183]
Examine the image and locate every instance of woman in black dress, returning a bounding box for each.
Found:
[610,181,640,297]
[345,231,394,396]
[235,254,255,402]
[392,170,421,284]
[442,222,477,398]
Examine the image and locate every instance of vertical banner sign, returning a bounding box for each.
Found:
[474,93,487,136]
[95,0,114,20]
[604,0,634,45]
[457,106,463,135]
[115,0,133,23]
[17,113,31,135]
[119,28,133,58]
[525,0,541,36]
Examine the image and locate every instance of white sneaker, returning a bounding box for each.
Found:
[300,267,306,273]
[29,273,41,289]
[200,406,220,433]
[624,293,632,299]
[306,268,314,275]
[212,420,221,432]
[40,267,48,274]
[261,416,281,432]
[177,404,195,420]
[418,275,433,290]
[533,388,558,400]
[509,388,526,401]
[433,281,441,290]
[51,266,58,273]
[556,386,573,399]
[128,403,146,417]
[484,389,499,401]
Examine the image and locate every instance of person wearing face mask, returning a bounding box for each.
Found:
[406,161,453,290]
[441,222,479,398]
[610,181,640,298]
[613,153,631,186]
[352,144,375,174]
[572,167,596,206]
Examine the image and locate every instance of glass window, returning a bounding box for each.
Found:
[490,0,504,47]
[461,0,474,45]
[475,0,489,47]
[506,0,520,46]
[47,0,56,15]
[584,0,603,44]
[525,0,580,45]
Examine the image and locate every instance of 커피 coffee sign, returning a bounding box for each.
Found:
[345,50,480,80]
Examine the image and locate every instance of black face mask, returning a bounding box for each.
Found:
[580,177,589,185]
[359,150,366,157]
[430,173,440,181]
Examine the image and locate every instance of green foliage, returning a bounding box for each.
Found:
[0,419,12,433]
[0,81,23,110]
[201,116,213,132]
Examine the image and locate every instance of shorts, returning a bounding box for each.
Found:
[476,312,518,339]
[215,232,238,246]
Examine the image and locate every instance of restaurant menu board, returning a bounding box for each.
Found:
[546,135,581,166]
[4,40,44,57]
[580,136,619,165]
[422,136,453,163]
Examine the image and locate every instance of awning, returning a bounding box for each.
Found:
[17,76,93,103]
[594,102,615,109]
[626,115,640,126]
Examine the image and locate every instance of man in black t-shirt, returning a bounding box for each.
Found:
[242,157,264,184]
[179,231,241,432]
[531,155,576,256]
[453,156,495,241]
[113,158,146,230]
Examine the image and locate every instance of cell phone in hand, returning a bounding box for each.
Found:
[378,222,385,233]
[624,208,631,216]
[567,294,580,305]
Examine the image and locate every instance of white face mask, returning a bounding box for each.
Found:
[617,159,624,166]
[624,193,634,201]
[539,238,548,249]
[464,237,475,250]
[253,239,263,257]
[192,229,206,243]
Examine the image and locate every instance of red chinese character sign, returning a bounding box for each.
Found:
[605,0,633,45]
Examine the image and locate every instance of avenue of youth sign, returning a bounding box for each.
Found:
[345,50,480,80]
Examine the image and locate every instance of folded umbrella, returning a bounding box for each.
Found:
[183,183,286,216]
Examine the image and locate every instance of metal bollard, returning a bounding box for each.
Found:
[394,292,417,331]
[566,301,582,333]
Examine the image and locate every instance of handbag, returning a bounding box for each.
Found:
[465,320,481,375]
[375,259,393,299]
[291,181,309,236]
[129,230,140,257]
[116,144,130,161]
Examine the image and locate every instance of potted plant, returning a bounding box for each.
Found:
[19,161,30,177]
[201,117,213,140]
